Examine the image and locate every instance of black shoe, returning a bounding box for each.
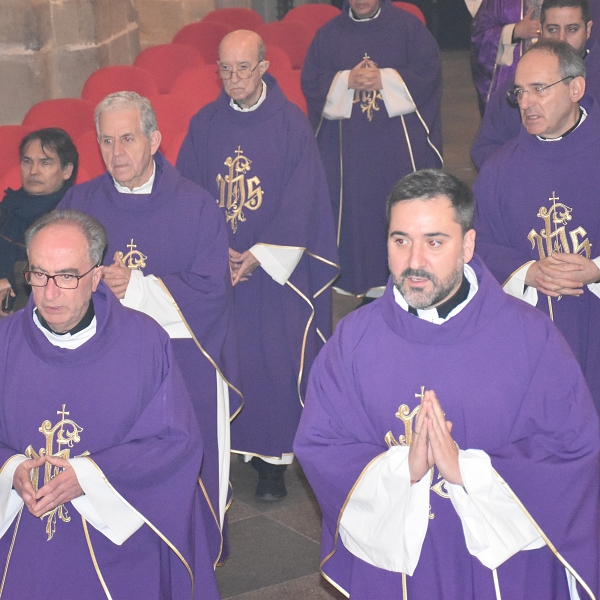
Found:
[251,457,287,501]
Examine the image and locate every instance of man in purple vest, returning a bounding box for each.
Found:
[0,210,219,598]
[295,169,600,599]
[471,0,598,169]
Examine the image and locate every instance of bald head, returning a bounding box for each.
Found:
[217,30,270,109]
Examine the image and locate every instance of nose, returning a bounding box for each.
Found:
[29,161,40,175]
[518,90,534,110]
[558,29,567,42]
[230,69,242,83]
[408,242,426,270]
[112,138,124,157]
[44,277,61,302]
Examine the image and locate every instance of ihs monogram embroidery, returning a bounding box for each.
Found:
[216,146,264,233]
[24,405,89,540]
[118,239,147,270]
[352,53,383,122]
[384,386,450,519]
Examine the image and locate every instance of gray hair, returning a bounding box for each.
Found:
[526,39,586,80]
[94,91,158,138]
[25,210,108,267]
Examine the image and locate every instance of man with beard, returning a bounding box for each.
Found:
[294,169,600,599]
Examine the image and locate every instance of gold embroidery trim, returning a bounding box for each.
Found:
[82,516,112,599]
[402,572,408,600]
[401,115,417,173]
[156,277,244,421]
[0,506,23,598]
[501,261,535,288]
[198,477,224,568]
[337,121,344,247]
[321,569,350,598]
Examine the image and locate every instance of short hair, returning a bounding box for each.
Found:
[94,92,158,139]
[541,0,590,25]
[386,170,474,234]
[25,210,108,267]
[19,128,79,185]
[525,39,586,79]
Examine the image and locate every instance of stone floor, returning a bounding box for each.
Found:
[216,49,480,600]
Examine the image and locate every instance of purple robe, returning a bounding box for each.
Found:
[58,152,238,556]
[301,0,442,295]
[473,95,600,413]
[0,282,220,599]
[176,75,340,458]
[294,255,600,599]
[471,38,600,170]
[471,0,528,114]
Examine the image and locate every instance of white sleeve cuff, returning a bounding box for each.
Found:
[502,261,538,306]
[497,24,518,66]
[339,446,430,574]
[586,257,600,297]
[447,449,544,570]
[249,245,304,285]
[379,69,417,118]
[0,456,27,539]
[69,457,144,545]
[121,270,191,339]
[323,71,354,120]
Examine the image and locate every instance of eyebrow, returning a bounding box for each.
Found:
[28,266,81,274]
[389,230,451,238]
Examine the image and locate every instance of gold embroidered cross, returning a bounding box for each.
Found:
[415,386,425,403]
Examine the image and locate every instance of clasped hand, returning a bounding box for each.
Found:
[408,390,463,486]
[13,455,83,518]
[348,57,383,92]
[229,248,260,286]
[103,252,131,299]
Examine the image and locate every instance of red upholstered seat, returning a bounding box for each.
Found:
[172,21,232,65]
[274,69,308,116]
[147,94,200,154]
[202,7,264,32]
[265,46,293,78]
[258,21,312,71]
[81,66,159,106]
[170,65,222,112]
[0,125,31,185]
[392,1,426,24]
[134,44,205,94]
[22,99,95,141]
[163,130,188,167]
[283,3,341,36]
[75,130,105,180]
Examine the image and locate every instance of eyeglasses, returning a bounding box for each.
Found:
[507,76,574,106]
[23,264,99,289]
[217,62,263,80]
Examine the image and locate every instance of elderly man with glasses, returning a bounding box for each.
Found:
[473,39,600,416]
[177,30,339,501]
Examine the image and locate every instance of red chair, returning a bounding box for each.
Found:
[81,65,159,106]
[275,70,308,116]
[170,65,222,113]
[75,131,105,179]
[163,130,188,167]
[173,21,232,64]
[134,44,205,94]
[202,8,264,32]
[258,21,312,71]
[1,164,92,193]
[147,94,199,154]
[22,99,96,141]
[265,46,293,78]
[283,3,341,36]
[393,1,426,24]
[0,125,31,185]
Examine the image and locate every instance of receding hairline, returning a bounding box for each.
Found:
[218,29,264,61]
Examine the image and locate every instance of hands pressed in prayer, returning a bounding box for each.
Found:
[0,278,15,317]
[513,7,541,41]
[348,58,383,92]
[103,251,132,299]
[229,248,260,286]
[408,390,463,486]
[13,455,83,518]
[526,253,600,297]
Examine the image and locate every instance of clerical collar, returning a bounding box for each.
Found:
[113,160,156,194]
[537,106,587,141]
[350,6,381,20]
[230,80,267,112]
[33,300,97,349]
[393,264,479,324]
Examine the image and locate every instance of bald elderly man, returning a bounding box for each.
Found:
[177,30,339,501]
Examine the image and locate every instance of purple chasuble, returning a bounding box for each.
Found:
[59,152,238,558]
[471,38,600,170]
[301,0,442,295]
[177,75,340,458]
[474,95,600,413]
[0,282,220,599]
[294,256,600,599]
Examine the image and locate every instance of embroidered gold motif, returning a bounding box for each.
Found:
[24,405,88,541]
[118,239,147,270]
[216,146,263,233]
[351,53,383,122]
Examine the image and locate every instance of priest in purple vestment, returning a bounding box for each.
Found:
[58,92,238,559]
[0,210,220,599]
[177,30,339,501]
[473,40,600,414]
[471,0,542,113]
[294,169,600,599]
[301,0,442,297]
[471,0,597,170]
